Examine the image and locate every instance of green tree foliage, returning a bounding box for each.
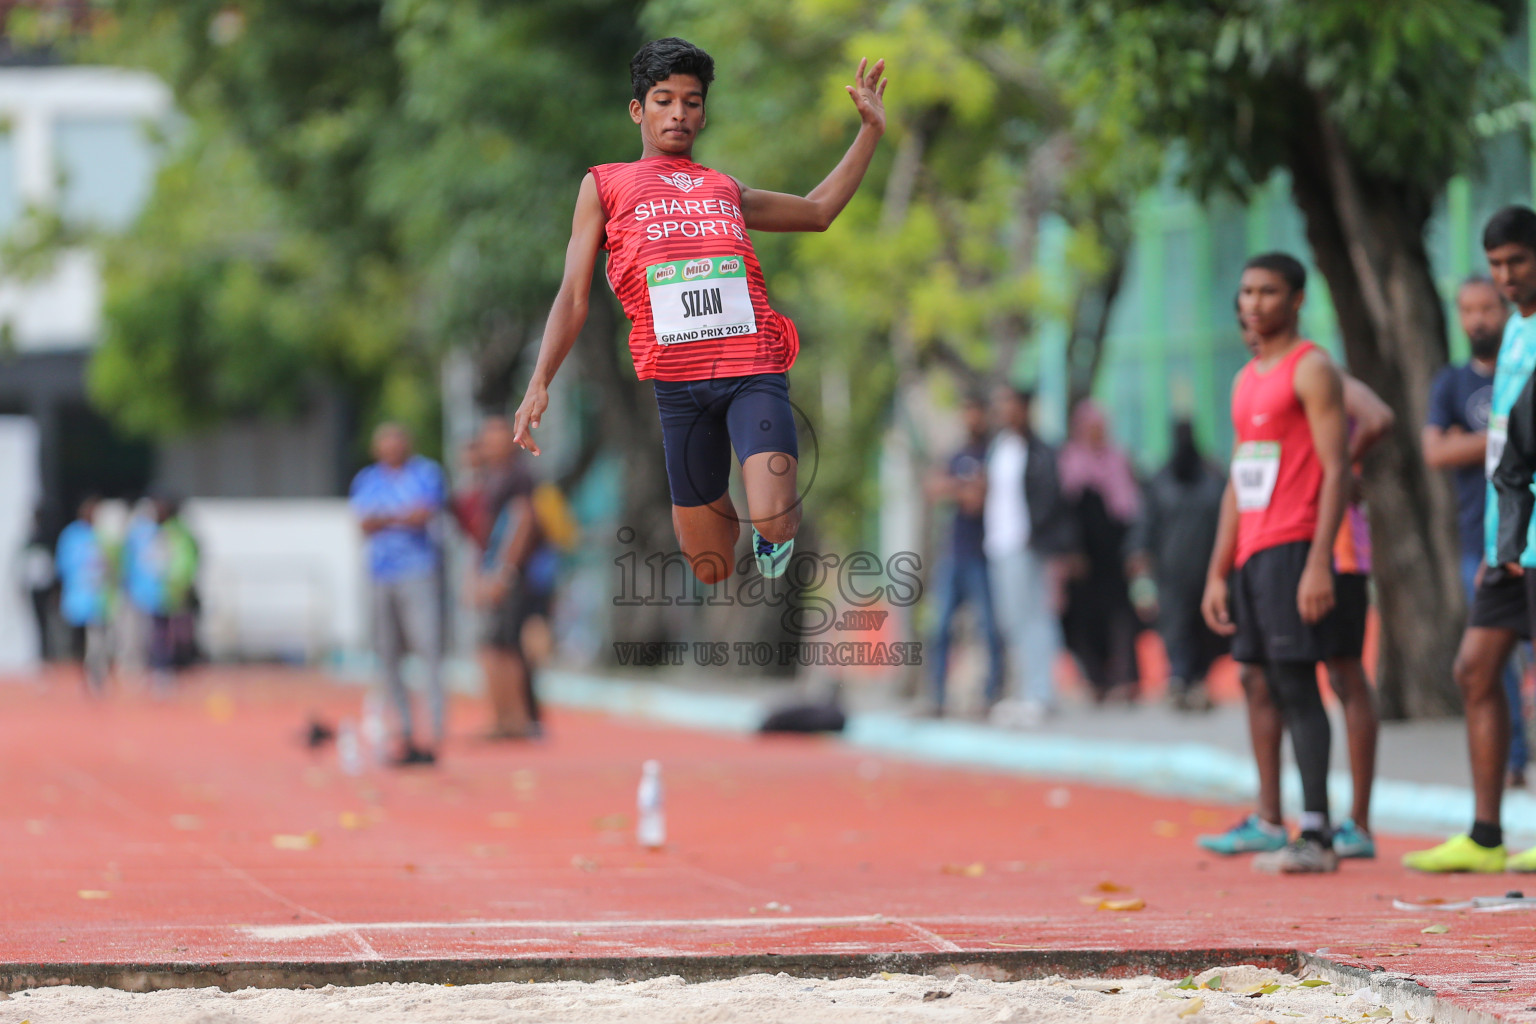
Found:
[1044,0,1527,716]
[89,126,417,436]
[85,0,645,452]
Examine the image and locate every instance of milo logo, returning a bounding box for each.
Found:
[718,258,741,275]
[652,265,678,284]
[682,259,713,280]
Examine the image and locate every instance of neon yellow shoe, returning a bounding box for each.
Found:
[1402,835,1506,873]
[1507,845,1536,872]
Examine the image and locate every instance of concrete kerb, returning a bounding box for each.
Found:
[1,948,1301,993]
[1298,953,1508,1024]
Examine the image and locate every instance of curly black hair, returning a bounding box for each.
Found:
[631,37,715,105]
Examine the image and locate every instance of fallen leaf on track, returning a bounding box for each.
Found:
[77,890,111,899]
[942,862,985,877]
[1422,924,1450,934]
[1097,898,1146,912]
[272,832,320,850]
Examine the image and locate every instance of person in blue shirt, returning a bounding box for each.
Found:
[1425,275,1527,787]
[926,394,1004,716]
[350,423,447,766]
[56,496,112,694]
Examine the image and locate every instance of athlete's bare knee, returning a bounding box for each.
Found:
[1455,654,1498,704]
[1239,664,1270,703]
[1326,659,1372,708]
[686,550,732,585]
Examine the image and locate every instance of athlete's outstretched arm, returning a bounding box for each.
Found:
[512,173,606,455]
[1295,350,1349,624]
[738,58,886,233]
[1342,373,1395,462]
[1493,369,1536,572]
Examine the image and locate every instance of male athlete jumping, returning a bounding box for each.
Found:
[512,38,887,582]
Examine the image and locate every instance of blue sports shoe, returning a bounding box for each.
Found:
[1332,819,1376,859]
[1196,814,1288,856]
[752,528,793,579]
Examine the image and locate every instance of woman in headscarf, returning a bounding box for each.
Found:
[1125,420,1229,710]
[1058,400,1143,702]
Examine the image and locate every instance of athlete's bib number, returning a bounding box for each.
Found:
[1488,414,1508,480]
[1232,441,1281,511]
[646,257,757,346]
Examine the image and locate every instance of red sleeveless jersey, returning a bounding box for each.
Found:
[1230,340,1325,567]
[590,155,799,382]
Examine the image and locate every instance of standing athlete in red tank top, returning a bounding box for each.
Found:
[511,38,888,584]
[1198,253,1350,874]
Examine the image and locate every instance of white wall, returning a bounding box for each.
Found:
[0,417,40,669]
[183,499,366,662]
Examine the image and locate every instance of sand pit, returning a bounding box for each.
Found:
[5,966,1399,1023]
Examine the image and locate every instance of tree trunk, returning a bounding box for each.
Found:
[1283,94,1464,718]
[1065,237,1129,411]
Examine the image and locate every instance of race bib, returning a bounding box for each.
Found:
[1232,441,1281,511]
[647,257,757,346]
[1488,414,1508,480]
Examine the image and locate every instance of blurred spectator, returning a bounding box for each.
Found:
[984,386,1072,726]
[18,507,58,662]
[56,496,112,694]
[350,423,447,766]
[1425,274,1527,786]
[925,394,1003,717]
[118,498,164,675]
[1059,400,1142,703]
[1126,420,1228,711]
[472,418,560,740]
[127,495,201,690]
[450,435,493,550]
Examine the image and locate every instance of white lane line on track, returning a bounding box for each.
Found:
[892,918,964,953]
[56,765,380,959]
[205,851,381,959]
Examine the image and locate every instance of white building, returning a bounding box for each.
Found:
[0,63,363,669]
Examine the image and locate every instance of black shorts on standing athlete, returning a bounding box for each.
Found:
[1231,540,1344,664]
[1480,566,1534,638]
[1330,571,1369,660]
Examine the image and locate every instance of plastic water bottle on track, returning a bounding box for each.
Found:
[636,760,665,849]
[338,719,364,776]
[361,693,388,765]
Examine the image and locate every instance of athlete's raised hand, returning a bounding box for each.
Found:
[512,383,548,456]
[846,57,887,134]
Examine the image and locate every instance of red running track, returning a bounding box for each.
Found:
[0,665,1527,1020]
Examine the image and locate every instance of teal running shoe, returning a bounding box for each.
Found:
[1332,819,1376,859]
[1196,814,1288,856]
[752,528,793,579]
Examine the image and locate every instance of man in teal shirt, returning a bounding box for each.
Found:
[1410,205,1536,873]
